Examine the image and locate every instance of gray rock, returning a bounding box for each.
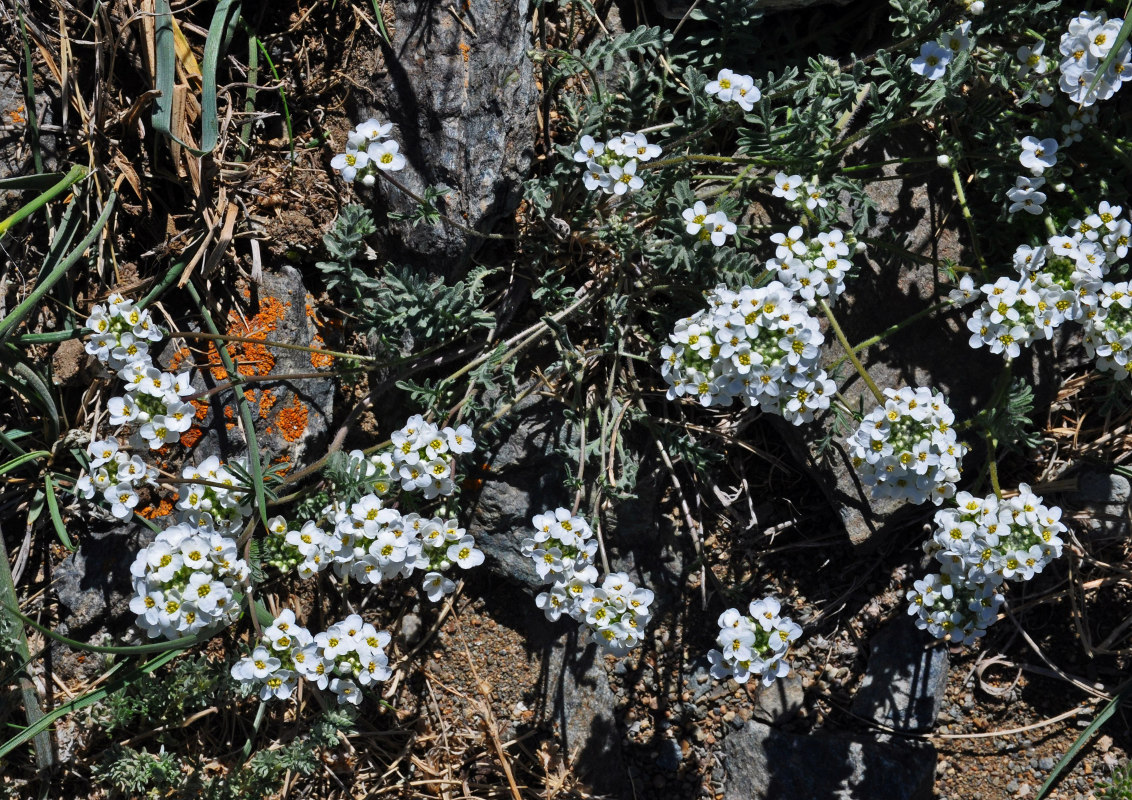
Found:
[54,522,154,646]
[467,395,578,587]
[400,612,423,646]
[752,672,805,725]
[167,265,335,469]
[1074,470,1130,503]
[721,720,936,800]
[363,0,536,271]
[0,55,58,189]
[851,615,948,733]
[530,615,625,795]
[1067,470,1130,541]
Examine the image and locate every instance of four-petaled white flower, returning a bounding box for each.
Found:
[911,41,952,80]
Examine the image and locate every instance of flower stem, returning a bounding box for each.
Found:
[830,300,953,369]
[986,432,1003,499]
[951,167,989,279]
[817,298,885,405]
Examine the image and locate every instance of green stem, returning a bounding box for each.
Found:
[0,164,87,239]
[185,281,270,532]
[642,153,782,169]
[841,156,940,173]
[951,167,989,278]
[831,300,953,368]
[0,524,53,770]
[817,298,885,405]
[168,329,374,363]
[0,191,115,344]
[986,432,1002,499]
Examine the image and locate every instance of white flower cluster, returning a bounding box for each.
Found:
[1056,11,1132,106]
[1084,279,1132,379]
[848,386,966,506]
[770,172,826,211]
[387,415,475,499]
[269,495,483,600]
[908,485,1066,645]
[75,437,157,519]
[231,611,392,705]
[769,225,853,304]
[910,22,971,81]
[82,294,197,452]
[706,597,801,686]
[573,132,661,196]
[175,455,253,533]
[330,117,406,185]
[704,68,761,112]
[965,204,1129,358]
[528,509,654,656]
[129,521,249,639]
[660,282,835,424]
[85,293,164,370]
[682,201,736,247]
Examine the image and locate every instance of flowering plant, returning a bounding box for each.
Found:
[660,282,834,424]
[847,386,967,506]
[706,597,801,686]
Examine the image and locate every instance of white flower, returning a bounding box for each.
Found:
[682,201,710,235]
[423,571,456,602]
[1019,136,1058,175]
[447,536,485,569]
[330,150,370,182]
[582,160,610,192]
[772,172,803,201]
[105,482,138,519]
[1007,183,1047,215]
[367,139,406,171]
[940,21,971,55]
[573,134,605,163]
[703,212,737,247]
[355,118,393,142]
[607,160,643,195]
[803,184,827,210]
[911,41,952,80]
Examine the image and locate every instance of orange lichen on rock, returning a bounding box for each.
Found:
[180,427,203,448]
[191,398,210,421]
[275,395,309,443]
[167,346,193,373]
[258,389,278,418]
[310,334,334,369]
[139,497,177,519]
[207,295,290,381]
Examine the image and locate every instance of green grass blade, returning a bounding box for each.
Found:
[1036,680,1132,799]
[185,281,270,532]
[152,0,241,156]
[0,451,50,476]
[1085,14,1132,100]
[0,173,65,191]
[0,503,52,769]
[42,474,74,551]
[0,351,61,442]
[16,7,42,175]
[0,164,87,240]
[3,603,216,655]
[0,649,181,762]
[252,36,293,162]
[11,330,81,345]
[0,191,116,344]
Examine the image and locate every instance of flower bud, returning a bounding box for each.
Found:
[936,154,952,167]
